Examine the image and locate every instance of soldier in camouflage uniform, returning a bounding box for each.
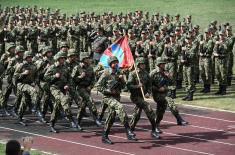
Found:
[71,52,102,129]
[3,45,24,116]
[68,16,81,55]
[127,57,160,139]
[163,33,180,98]
[213,32,228,95]
[96,56,136,144]
[35,46,54,123]
[181,35,197,101]
[199,29,214,93]
[13,16,28,49]
[0,42,16,115]
[135,30,150,72]
[150,57,188,133]
[13,51,38,126]
[0,59,5,116]
[225,26,235,86]
[44,51,79,133]
[26,16,39,54]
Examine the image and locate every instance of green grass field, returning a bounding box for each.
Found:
[1,0,235,30]
[1,0,235,111]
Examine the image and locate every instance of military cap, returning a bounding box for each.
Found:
[80,52,90,61]
[67,49,79,57]
[42,18,48,22]
[42,46,53,55]
[128,29,134,33]
[141,30,147,34]
[113,26,119,32]
[186,34,192,39]
[193,25,200,29]
[181,23,186,27]
[226,26,232,31]
[154,12,159,16]
[54,51,67,61]
[19,15,25,20]
[136,57,145,66]
[204,28,211,33]
[186,15,191,18]
[30,16,37,21]
[23,51,34,59]
[223,22,229,26]
[15,45,25,53]
[219,31,224,36]
[108,56,119,66]
[175,14,180,17]
[154,31,160,36]
[160,26,166,31]
[6,42,16,51]
[170,32,175,37]
[60,42,69,48]
[72,16,78,20]
[164,13,169,18]
[175,27,181,31]
[156,57,166,66]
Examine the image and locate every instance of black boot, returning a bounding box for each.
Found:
[3,108,11,116]
[227,77,232,86]
[50,120,58,133]
[18,116,27,126]
[176,114,188,126]
[124,122,137,141]
[155,124,163,134]
[182,92,189,101]
[176,80,182,89]
[40,116,47,124]
[220,85,227,95]
[92,113,102,127]
[200,84,206,93]
[187,92,193,101]
[102,131,113,144]
[126,128,137,141]
[151,130,161,139]
[171,89,176,99]
[215,85,222,95]
[167,91,172,97]
[204,84,211,93]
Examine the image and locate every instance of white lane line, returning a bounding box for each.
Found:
[0,126,136,155]
[122,103,235,134]
[119,102,235,123]
[125,114,235,146]
[0,125,214,155]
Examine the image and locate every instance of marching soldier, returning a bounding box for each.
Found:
[127,57,160,139]
[96,56,136,144]
[44,51,79,133]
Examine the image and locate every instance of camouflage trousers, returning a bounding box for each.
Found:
[199,57,212,85]
[50,86,73,123]
[40,82,53,116]
[17,83,38,117]
[153,93,180,125]
[77,87,98,123]
[227,52,234,81]
[165,61,177,90]
[0,82,17,109]
[129,96,156,131]
[215,58,228,86]
[183,65,195,92]
[103,96,129,132]
[27,41,38,54]
[148,56,156,72]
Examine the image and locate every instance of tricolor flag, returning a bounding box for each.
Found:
[99,36,134,68]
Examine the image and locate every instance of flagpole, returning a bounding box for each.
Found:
[133,63,146,101]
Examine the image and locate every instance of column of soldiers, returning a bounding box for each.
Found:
[0,6,234,144]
